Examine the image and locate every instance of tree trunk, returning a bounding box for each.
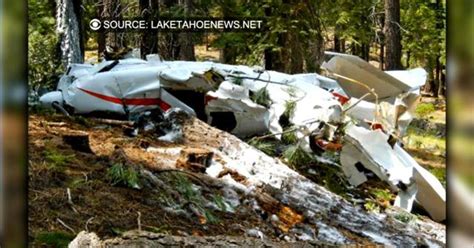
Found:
[56,0,83,69]
[219,1,237,64]
[178,0,195,61]
[263,6,276,70]
[424,61,438,97]
[140,0,158,59]
[340,39,346,53]
[160,0,180,60]
[334,33,340,52]
[406,50,410,68]
[438,67,446,97]
[220,45,235,64]
[384,0,403,70]
[435,56,442,97]
[73,0,84,59]
[351,43,358,55]
[97,0,106,60]
[103,0,123,50]
[361,43,369,61]
[275,32,287,72]
[288,33,303,74]
[435,0,445,98]
[379,43,384,70]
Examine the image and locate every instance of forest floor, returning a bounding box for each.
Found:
[28,96,446,246]
[28,113,284,246]
[404,96,446,186]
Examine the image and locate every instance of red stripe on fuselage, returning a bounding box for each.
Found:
[78,87,171,110]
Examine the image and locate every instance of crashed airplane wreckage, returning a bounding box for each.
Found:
[39,52,445,222]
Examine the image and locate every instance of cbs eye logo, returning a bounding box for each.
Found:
[90,19,101,31]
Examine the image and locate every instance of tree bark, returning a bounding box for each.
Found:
[219,1,237,64]
[288,33,303,73]
[97,0,106,59]
[406,50,410,68]
[160,0,180,60]
[435,56,442,97]
[302,0,324,72]
[73,0,84,59]
[103,0,123,50]
[56,0,83,69]
[140,0,159,59]
[334,33,340,52]
[384,0,403,70]
[438,67,446,97]
[351,43,358,55]
[435,0,445,98]
[262,4,285,71]
[424,61,438,97]
[263,6,275,70]
[379,43,384,70]
[340,39,346,53]
[361,43,369,61]
[178,0,195,61]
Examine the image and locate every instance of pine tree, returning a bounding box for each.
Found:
[178,0,195,61]
[384,0,403,70]
[56,0,83,68]
[139,0,159,59]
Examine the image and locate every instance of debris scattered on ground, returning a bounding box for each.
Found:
[176,148,214,173]
[31,52,446,246]
[29,113,445,246]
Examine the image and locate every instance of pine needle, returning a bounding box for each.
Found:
[281,127,298,145]
[248,138,276,156]
[283,145,313,168]
[231,77,243,85]
[251,87,271,108]
[283,100,297,119]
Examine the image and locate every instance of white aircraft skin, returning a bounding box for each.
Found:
[39,54,445,222]
[40,57,344,135]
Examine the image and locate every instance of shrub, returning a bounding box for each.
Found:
[415,103,435,118]
[28,29,62,93]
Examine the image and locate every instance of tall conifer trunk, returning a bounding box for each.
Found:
[384,0,403,70]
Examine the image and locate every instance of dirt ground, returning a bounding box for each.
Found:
[405,96,446,185]
[28,114,281,245]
